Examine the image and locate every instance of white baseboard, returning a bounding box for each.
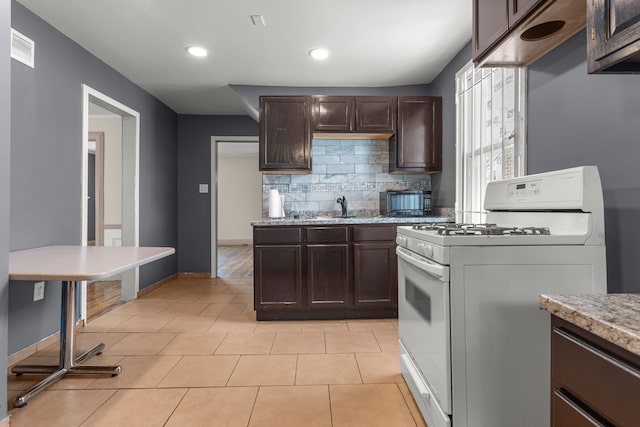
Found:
[0,415,9,427]
[218,239,252,246]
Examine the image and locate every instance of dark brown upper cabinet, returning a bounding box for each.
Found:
[588,0,640,73]
[313,96,355,132]
[313,96,396,135]
[391,96,442,174]
[508,0,541,27]
[473,0,585,67]
[259,96,312,173]
[355,97,397,133]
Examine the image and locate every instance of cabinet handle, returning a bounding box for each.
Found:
[554,389,604,426]
[592,27,595,41]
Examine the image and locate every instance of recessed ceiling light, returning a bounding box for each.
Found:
[186,46,208,57]
[309,48,329,60]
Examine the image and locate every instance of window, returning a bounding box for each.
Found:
[455,62,527,224]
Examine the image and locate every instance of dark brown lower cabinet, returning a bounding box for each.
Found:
[254,224,398,320]
[307,244,349,308]
[254,227,303,314]
[353,242,397,307]
[550,316,640,426]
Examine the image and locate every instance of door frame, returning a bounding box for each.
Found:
[88,131,105,246]
[210,136,259,278]
[81,84,140,320]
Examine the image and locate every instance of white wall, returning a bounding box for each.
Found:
[89,116,122,225]
[218,154,261,243]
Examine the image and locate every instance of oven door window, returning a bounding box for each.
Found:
[398,250,452,414]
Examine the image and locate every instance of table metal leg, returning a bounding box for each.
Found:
[12,280,122,408]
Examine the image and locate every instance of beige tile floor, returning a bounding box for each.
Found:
[6,277,427,427]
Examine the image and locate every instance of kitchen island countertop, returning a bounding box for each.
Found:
[540,293,640,357]
[252,216,452,226]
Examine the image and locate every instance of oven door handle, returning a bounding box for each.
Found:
[401,353,431,400]
[396,246,449,282]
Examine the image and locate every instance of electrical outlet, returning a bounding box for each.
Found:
[33,281,45,301]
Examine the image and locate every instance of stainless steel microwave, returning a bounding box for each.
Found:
[380,190,431,217]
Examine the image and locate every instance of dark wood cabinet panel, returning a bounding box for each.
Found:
[353,242,397,308]
[508,0,542,27]
[588,0,640,73]
[307,244,350,308]
[306,226,349,244]
[254,245,303,309]
[352,225,396,242]
[552,390,602,427]
[473,0,509,60]
[259,96,312,172]
[550,317,640,426]
[355,97,397,133]
[254,227,302,245]
[313,96,354,132]
[392,97,442,173]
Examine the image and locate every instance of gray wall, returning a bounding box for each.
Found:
[1,0,10,418]
[527,31,640,293]
[429,32,640,294]
[177,115,258,273]
[9,2,178,354]
[428,42,472,209]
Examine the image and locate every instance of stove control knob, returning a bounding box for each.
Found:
[396,235,407,247]
[418,244,433,257]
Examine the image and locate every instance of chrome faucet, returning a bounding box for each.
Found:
[337,196,348,218]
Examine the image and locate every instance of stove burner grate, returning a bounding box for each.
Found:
[413,223,551,236]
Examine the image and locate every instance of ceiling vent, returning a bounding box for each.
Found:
[11,29,34,68]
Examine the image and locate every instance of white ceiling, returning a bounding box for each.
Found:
[17,0,472,116]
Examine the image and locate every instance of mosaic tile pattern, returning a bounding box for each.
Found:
[263,139,431,218]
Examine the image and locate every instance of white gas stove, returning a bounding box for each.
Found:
[396,166,607,427]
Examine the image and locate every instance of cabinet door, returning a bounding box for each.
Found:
[314,96,354,132]
[588,0,640,73]
[254,245,303,309]
[473,0,509,60]
[354,97,396,133]
[353,242,397,308]
[259,96,312,172]
[307,244,350,308]
[508,0,542,27]
[394,97,442,172]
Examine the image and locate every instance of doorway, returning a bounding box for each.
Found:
[210,137,261,278]
[81,85,140,321]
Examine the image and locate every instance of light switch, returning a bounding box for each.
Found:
[199,184,209,193]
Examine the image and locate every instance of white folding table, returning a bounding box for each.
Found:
[9,245,175,407]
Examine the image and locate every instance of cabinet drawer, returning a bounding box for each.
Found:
[552,390,602,427]
[306,226,348,243]
[552,327,640,426]
[352,225,395,242]
[254,227,302,244]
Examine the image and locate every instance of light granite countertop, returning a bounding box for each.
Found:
[251,216,452,226]
[540,293,640,357]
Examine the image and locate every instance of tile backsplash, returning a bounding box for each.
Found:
[262,139,431,218]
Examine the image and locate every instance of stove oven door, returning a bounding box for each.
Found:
[397,246,452,424]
